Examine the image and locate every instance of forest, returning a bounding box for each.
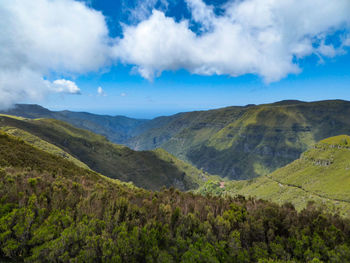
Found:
[1,132,350,262]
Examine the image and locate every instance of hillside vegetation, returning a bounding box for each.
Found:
[1,104,147,144]
[129,100,350,179]
[0,115,209,191]
[4,100,350,180]
[0,125,89,169]
[196,135,350,216]
[2,132,350,262]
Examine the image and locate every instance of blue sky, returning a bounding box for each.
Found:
[1,0,350,118]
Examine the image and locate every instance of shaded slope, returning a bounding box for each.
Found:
[196,135,350,216]
[0,115,208,190]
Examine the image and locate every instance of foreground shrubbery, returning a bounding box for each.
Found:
[1,133,350,262]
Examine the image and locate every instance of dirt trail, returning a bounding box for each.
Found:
[265,175,350,204]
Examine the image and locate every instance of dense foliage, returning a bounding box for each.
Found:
[1,133,350,262]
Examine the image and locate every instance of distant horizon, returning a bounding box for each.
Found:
[13,97,349,119]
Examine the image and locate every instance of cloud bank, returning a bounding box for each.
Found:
[115,0,350,81]
[0,0,350,109]
[0,0,111,109]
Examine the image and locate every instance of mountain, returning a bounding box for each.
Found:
[1,131,350,262]
[196,135,350,216]
[4,100,350,180]
[126,100,350,179]
[1,104,148,144]
[0,114,210,191]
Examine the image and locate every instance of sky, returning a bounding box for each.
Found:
[0,0,350,118]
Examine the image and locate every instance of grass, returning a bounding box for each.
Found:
[0,126,89,169]
[196,135,350,216]
[0,115,208,191]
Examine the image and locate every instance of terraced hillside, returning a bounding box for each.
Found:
[196,135,350,216]
[0,115,209,190]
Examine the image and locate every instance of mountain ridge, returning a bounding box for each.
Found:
[0,114,211,191]
[3,99,350,180]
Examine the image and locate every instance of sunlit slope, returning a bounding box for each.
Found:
[0,115,209,190]
[131,100,350,179]
[197,135,350,216]
[0,126,89,169]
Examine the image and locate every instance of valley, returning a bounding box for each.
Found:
[1,102,350,262]
[5,100,350,180]
[0,114,212,191]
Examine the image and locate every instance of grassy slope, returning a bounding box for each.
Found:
[0,115,208,191]
[129,100,350,180]
[196,135,350,216]
[0,126,89,169]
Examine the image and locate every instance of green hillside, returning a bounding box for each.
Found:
[1,104,147,144]
[5,100,350,180]
[128,100,350,179]
[0,125,89,169]
[196,135,350,216]
[0,115,209,191]
[2,132,350,262]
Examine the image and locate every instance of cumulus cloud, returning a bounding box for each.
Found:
[97,86,106,96]
[0,0,111,109]
[127,0,169,23]
[114,0,350,82]
[52,79,81,94]
[1,0,350,109]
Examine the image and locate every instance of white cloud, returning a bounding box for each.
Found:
[0,69,50,109]
[114,0,350,82]
[185,0,215,31]
[0,0,111,109]
[1,0,350,110]
[120,92,127,97]
[52,79,81,94]
[127,0,169,23]
[97,86,106,96]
